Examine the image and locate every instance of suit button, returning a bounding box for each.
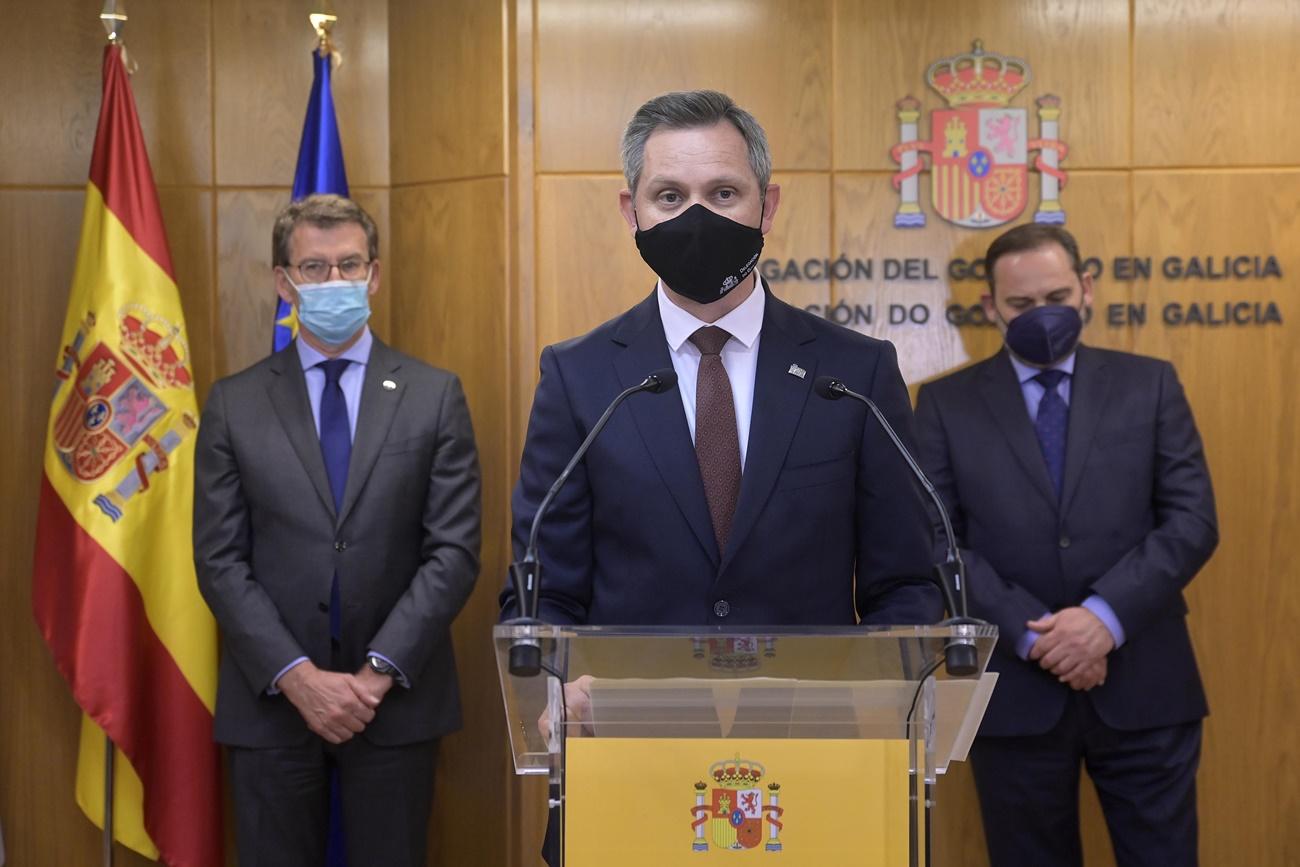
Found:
[334,540,347,552]
[318,602,329,613]
[713,600,730,618]
[1059,536,1071,549]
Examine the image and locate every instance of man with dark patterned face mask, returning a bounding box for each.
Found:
[503,89,942,673]
[915,224,1218,867]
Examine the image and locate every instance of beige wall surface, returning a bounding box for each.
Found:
[3,1,1297,865]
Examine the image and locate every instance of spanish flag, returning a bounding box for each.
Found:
[31,44,221,867]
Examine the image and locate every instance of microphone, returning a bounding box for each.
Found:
[814,375,983,677]
[506,368,679,676]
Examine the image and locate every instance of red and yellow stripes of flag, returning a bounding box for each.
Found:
[31,44,221,867]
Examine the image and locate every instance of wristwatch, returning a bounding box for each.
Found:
[366,654,396,677]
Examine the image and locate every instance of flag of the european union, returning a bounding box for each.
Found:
[273,48,350,353]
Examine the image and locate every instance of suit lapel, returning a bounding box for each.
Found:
[612,292,720,565]
[338,339,404,528]
[267,346,337,518]
[1060,345,1110,514]
[719,294,816,574]
[977,350,1059,509]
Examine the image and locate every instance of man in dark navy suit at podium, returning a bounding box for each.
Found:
[503,89,941,633]
[916,224,1217,867]
[503,89,944,866]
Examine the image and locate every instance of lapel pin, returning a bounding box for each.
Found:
[382,379,397,391]
[787,363,807,380]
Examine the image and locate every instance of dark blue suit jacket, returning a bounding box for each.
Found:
[915,346,1217,736]
[502,287,942,627]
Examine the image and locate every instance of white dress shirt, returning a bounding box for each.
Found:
[656,277,766,468]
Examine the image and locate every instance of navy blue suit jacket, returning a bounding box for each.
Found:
[502,287,942,627]
[915,346,1217,736]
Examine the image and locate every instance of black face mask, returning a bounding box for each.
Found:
[1003,304,1084,366]
[634,203,764,305]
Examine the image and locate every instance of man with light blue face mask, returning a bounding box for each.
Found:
[915,224,1217,867]
[194,194,482,867]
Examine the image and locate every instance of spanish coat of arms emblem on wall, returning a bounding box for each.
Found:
[891,40,1068,229]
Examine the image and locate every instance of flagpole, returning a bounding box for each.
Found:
[96,7,126,867]
[103,736,115,867]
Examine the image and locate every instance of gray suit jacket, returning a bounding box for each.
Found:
[194,337,481,748]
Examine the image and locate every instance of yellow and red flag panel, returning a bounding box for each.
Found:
[32,44,221,867]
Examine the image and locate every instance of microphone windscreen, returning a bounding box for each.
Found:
[645,368,678,393]
[813,376,844,400]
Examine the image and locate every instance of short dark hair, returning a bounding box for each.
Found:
[272,194,379,267]
[984,224,1084,294]
[620,90,772,194]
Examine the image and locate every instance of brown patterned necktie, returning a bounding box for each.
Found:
[690,326,742,553]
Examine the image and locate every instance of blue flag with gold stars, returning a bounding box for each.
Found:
[273,47,350,352]
[279,46,351,867]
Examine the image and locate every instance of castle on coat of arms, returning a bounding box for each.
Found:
[891,40,1068,229]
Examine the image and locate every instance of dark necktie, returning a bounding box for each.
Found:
[1033,369,1068,500]
[318,359,351,641]
[690,326,742,553]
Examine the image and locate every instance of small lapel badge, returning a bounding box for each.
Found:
[787,363,807,380]
[382,379,397,391]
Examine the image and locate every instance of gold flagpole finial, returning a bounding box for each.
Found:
[309,9,341,67]
[100,0,137,73]
[100,0,127,42]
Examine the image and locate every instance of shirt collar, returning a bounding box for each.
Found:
[1008,345,1077,385]
[656,276,766,352]
[295,326,374,371]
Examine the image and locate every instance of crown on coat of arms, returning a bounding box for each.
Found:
[926,40,1030,107]
[119,305,193,389]
[710,756,765,787]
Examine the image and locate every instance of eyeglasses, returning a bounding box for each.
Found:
[291,257,372,282]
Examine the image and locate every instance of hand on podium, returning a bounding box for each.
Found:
[537,674,595,740]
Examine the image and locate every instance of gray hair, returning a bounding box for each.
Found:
[272,194,379,267]
[620,90,772,195]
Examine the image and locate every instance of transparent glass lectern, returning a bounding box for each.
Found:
[495,623,998,866]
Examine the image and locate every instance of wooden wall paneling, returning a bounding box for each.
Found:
[389,179,511,867]
[762,171,834,313]
[833,0,1130,171]
[389,0,507,185]
[0,7,117,186]
[1132,170,1300,866]
[157,189,217,401]
[0,1,210,186]
[215,189,286,377]
[534,175,649,350]
[535,0,832,173]
[1135,0,1300,167]
[214,0,389,187]
[0,190,158,867]
[123,1,215,187]
[506,2,542,856]
[352,188,393,345]
[508,0,539,466]
[830,171,1133,386]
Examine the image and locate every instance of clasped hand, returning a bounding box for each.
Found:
[279,660,394,744]
[1027,606,1115,691]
